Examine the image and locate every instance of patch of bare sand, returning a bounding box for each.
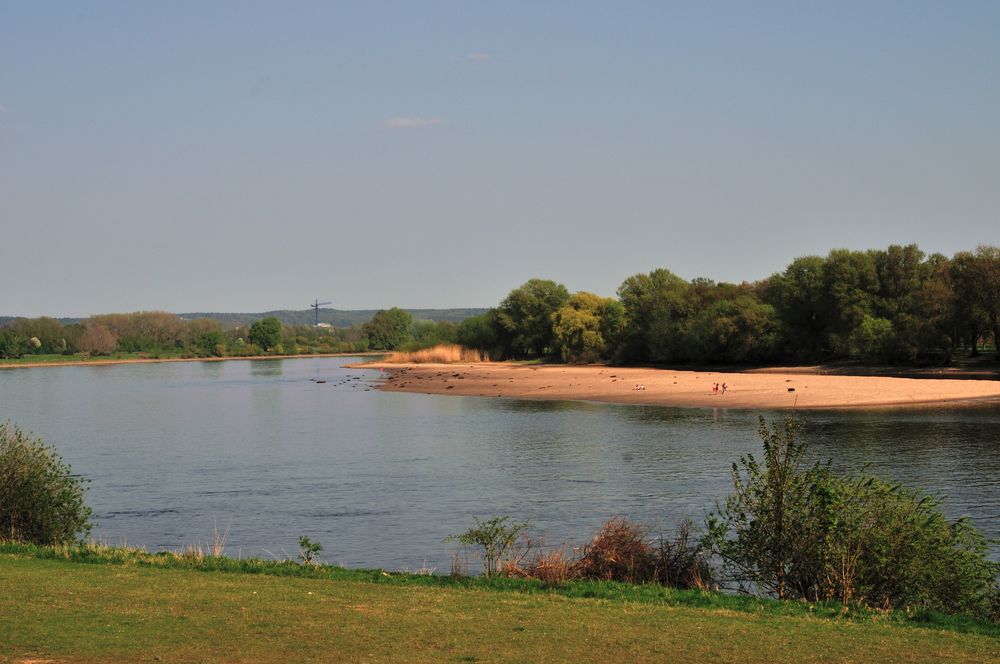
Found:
[349,362,1000,410]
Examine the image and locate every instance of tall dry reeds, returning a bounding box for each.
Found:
[380,344,488,364]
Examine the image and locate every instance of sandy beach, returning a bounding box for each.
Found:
[352,362,1000,410]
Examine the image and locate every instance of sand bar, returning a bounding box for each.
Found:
[351,362,1000,410]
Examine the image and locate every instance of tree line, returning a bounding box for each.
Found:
[3,243,998,364]
[455,244,1000,364]
[0,312,358,360]
[0,308,463,360]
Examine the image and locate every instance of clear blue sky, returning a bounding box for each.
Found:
[2,1,998,317]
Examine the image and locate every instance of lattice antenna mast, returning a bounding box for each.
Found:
[311,299,332,327]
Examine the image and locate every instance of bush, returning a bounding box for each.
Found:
[573,517,657,584]
[0,421,92,544]
[572,517,713,589]
[819,475,998,617]
[706,416,999,619]
[445,515,530,578]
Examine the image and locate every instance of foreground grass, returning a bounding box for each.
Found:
[1,544,997,663]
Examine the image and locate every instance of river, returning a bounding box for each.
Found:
[1,356,997,569]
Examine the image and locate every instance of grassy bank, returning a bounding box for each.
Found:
[1,543,996,663]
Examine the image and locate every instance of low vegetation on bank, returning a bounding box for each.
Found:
[379,343,488,364]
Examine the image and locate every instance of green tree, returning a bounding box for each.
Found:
[821,249,880,356]
[362,308,413,350]
[185,318,228,356]
[408,320,458,349]
[9,317,64,354]
[763,256,827,356]
[456,311,505,359]
[0,421,92,544]
[689,295,780,363]
[248,317,283,352]
[551,292,618,362]
[494,279,569,358]
[0,329,28,359]
[952,246,1000,358]
[616,269,692,363]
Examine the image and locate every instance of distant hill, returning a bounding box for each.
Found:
[178,308,488,328]
[1,309,488,328]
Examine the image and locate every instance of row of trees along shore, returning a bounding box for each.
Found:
[457,244,1000,364]
[1,243,998,364]
[0,308,460,360]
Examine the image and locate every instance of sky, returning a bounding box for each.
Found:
[2,1,999,317]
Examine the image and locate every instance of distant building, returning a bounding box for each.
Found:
[316,322,332,328]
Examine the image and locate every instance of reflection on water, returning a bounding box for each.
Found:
[1,357,997,569]
[249,359,284,376]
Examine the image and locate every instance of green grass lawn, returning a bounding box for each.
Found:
[1,549,997,663]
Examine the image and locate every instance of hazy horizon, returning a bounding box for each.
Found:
[3,1,998,318]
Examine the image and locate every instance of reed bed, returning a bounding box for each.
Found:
[380,344,488,364]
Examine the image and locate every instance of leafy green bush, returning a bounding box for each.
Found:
[706,416,999,620]
[445,515,531,578]
[298,535,323,565]
[818,475,997,617]
[0,421,92,544]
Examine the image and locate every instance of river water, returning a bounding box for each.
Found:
[1,357,997,569]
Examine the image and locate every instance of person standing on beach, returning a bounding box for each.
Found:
[721,382,728,395]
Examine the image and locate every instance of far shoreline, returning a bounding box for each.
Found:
[0,352,382,371]
[348,361,1000,411]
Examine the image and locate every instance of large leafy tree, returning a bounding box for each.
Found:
[494,279,569,358]
[8,317,65,354]
[248,316,283,352]
[616,269,692,363]
[0,330,28,359]
[821,249,882,356]
[362,308,413,351]
[949,251,992,356]
[551,292,621,363]
[456,311,505,359]
[689,295,780,363]
[956,245,1000,358]
[763,256,827,357]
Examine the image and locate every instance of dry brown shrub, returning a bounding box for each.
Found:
[655,519,716,590]
[519,547,573,586]
[570,517,716,589]
[380,344,488,364]
[572,517,658,584]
